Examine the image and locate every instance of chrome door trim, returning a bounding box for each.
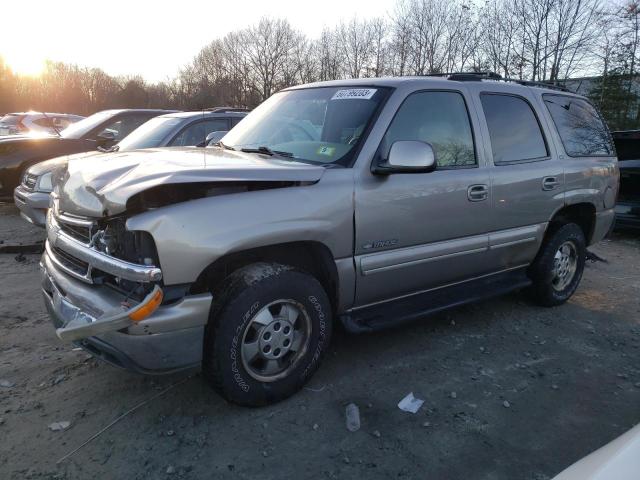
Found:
[358,223,546,277]
[359,233,489,276]
[488,223,546,250]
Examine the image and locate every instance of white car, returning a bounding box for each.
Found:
[552,423,640,479]
[0,112,85,136]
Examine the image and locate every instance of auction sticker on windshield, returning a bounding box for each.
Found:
[331,89,377,100]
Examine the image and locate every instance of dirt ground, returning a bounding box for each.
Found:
[1,204,639,480]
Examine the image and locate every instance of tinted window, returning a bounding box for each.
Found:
[544,94,613,157]
[95,115,152,141]
[381,91,476,167]
[481,94,548,163]
[170,118,230,146]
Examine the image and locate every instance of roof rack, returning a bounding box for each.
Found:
[424,71,572,92]
[204,106,251,113]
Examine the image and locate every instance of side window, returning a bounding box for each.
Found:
[543,94,613,157]
[33,118,53,127]
[381,91,476,168]
[481,94,548,164]
[95,115,152,141]
[170,119,230,146]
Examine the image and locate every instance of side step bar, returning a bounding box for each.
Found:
[340,268,532,333]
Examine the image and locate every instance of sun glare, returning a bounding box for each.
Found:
[5,53,45,77]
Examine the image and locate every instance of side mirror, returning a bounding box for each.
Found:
[373,140,436,175]
[96,129,117,146]
[206,130,229,146]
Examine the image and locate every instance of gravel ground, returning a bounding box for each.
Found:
[1,204,639,480]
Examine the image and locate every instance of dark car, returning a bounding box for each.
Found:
[14,108,248,226]
[612,130,640,229]
[0,109,177,201]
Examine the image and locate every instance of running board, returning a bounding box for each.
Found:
[340,268,532,333]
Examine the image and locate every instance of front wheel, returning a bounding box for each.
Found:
[528,223,586,307]
[202,263,332,406]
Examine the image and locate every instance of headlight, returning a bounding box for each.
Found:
[36,172,53,192]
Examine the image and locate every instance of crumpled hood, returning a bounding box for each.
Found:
[28,151,104,176]
[55,147,326,217]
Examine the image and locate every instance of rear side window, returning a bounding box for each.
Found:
[381,91,476,168]
[481,94,548,164]
[543,94,613,157]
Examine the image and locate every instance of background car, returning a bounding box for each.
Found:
[14,108,248,226]
[0,112,85,136]
[611,130,640,229]
[0,108,177,202]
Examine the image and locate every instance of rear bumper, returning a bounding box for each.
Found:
[614,202,640,229]
[14,185,49,227]
[41,249,212,374]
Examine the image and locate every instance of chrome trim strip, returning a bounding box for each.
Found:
[360,233,489,276]
[48,213,162,283]
[46,240,93,283]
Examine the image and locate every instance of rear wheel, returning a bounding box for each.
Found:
[202,262,332,406]
[528,223,586,306]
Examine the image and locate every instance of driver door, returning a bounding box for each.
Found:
[354,89,492,306]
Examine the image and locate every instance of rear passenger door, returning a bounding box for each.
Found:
[354,89,493,306]
[473,89,564,269]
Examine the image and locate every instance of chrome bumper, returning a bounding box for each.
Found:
[14,186,49,227]
[41,249,212,372]
[47,209,162,284]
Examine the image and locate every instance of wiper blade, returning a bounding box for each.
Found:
[241,146,294,158]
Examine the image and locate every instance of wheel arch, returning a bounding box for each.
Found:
[190,241,341,315]
[547,202,596,243]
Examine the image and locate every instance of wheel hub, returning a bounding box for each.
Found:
[552,241,577,291]
[258,319,294,360]
[240,300,311,382]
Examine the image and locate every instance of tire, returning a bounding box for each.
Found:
[202,262,333,406]
[528,223,586,307]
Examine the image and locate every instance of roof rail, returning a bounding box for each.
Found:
[204,106,251,113]
[423,71,573,92]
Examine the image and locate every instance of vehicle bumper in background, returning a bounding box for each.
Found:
[590,208,616,244]
[14,186,50,227]
[614,202,640,230]
[41,249,212,374]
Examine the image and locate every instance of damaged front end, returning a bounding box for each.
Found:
[41,196,211,373]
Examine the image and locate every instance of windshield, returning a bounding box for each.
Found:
[60,111,115,139]
[222,86,389,166]
[117,116,183,151]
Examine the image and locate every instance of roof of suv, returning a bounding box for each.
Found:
[159,110,249,119]
[288,73,582,97]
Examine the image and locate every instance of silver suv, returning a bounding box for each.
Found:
[41,75,619,406]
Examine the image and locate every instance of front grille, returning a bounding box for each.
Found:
[52,246,90,276]
[22,174,37,190]
[60,222,92,244]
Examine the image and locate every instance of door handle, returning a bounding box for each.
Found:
[542,176,561,191]
[467,184,488,202]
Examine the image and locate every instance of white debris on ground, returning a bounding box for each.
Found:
[398,392,425,414]
[345,403,360,432]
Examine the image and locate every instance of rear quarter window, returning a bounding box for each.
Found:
[543,94,614,157]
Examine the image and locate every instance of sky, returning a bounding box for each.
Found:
[2,0,391,82]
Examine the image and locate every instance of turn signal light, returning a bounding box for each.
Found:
[129,288,164,322]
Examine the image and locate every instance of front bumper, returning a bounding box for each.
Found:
[14,185,50,227]
[614,202,640,229]
[41,248,212,374]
